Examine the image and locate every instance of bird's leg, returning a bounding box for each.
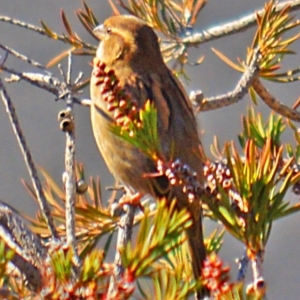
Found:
[119,187,144,209]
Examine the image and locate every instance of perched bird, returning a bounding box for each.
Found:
[90,15,207,298]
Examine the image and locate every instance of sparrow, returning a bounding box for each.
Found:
[90,15,207,298]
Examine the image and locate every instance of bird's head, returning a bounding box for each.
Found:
[93,15,164,72]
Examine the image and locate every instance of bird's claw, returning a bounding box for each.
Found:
[119,192,143,210]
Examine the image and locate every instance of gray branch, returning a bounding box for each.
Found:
[0,16,96,50]
[61,53,80,266]
[0,200,47,291]
[249,251,266,296]
[0,78,59,240]
[0,43,47,71]
[107,203,135,298]
[181,0,300,46]
[191,48,260,112]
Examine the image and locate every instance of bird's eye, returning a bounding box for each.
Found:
[106,27,111,34]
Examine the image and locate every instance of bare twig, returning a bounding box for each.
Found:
[74,72,84,85]
[2,66,61,96]
[3,67,89,106]
[0,16,95,50]
[0,200,46,291]
[107,203,135,298]
[2,60,88,106]
[180,0,300,46]
[0,16,51,37]
[192,48,260,112]
[77,98,92,106]
[10,252,43,291]
[249,251,266,294]
[0,78,59,240]
[252,76,300,122]
[0,44,47,70]
[0,201,46,264]
[62,53,80,266]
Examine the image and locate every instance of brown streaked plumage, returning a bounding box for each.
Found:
[90,15,207,298]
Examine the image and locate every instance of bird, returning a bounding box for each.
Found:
[90,15,207,298]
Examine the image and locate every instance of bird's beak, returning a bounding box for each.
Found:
[93,24,105,40]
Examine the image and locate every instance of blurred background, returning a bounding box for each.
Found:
[1,0,299,298]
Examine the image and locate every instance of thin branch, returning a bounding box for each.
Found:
[62,53,80,266]
[0,201,46,291]
[1,55,88,106]
[0,201,46,264]
[180,0,300,46]
[249,251,266,294]
[10,252,43,292]
[3,67,89,106]
[2,66,60,96]
[252,76,300,122]
[79,98,92,106]
[108,203,135,298]
[0,16,52,38]
[0,43,47,71]
[192,48,260,112]
[0,78,59,240]
[0,15,95,50]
